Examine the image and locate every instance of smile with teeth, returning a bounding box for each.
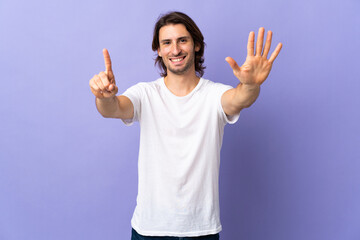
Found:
[170,56,186,62]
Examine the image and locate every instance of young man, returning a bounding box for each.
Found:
[89,11,282,240]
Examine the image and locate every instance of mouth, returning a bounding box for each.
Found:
[169,56,186,63]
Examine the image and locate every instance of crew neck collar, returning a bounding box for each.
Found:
[160,77,203,99]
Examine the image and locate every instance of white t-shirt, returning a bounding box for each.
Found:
[122,77,239,237]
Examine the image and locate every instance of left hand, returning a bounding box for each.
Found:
[226,27,282,86]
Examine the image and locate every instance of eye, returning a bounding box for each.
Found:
[180,39,187,43]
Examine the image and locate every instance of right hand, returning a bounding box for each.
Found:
[89,48,118,99]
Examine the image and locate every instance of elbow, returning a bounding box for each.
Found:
[230,100,254,114]
[100,113,111,118]
[100,111,123,119]
[101,114,112,118]
[99,112,116,118]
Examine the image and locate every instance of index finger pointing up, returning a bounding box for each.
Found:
[103,48,112,74]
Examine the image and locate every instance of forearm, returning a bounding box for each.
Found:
[222,83,261,116]
[95,96,122,118]
[233,83,260,109]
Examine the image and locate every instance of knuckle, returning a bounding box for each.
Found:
[95,79,104,89]
[89,75,95,83]
[90,79,97,87]
[92,82,99,89]
[99,71,107,78]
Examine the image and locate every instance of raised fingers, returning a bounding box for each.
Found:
[262,30,272,58]
[249,28,281,61]
[255,27,265,56]
[103,48,112,74]
[247,31,255,56]
[269,42,283,63]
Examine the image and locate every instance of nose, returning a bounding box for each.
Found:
[171,43,181,56]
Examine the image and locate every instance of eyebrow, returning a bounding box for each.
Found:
[160,36,191,43]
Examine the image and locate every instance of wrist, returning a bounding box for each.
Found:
[234,83,260,108]
[236,83,260,93]
[241,83,260,89]
[96,95,116,103]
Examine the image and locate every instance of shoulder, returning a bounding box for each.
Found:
[200,78,233,94]
[137,78,162,94]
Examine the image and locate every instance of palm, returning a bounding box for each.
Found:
[238,55,273,85]
[226,27,282,86]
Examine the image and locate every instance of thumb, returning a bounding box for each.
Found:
[107,83,118,92]
[225,57,241,72]
[107,83,115,91]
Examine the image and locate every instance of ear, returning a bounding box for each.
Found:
[157,48,162,57]
[195,43,201,52]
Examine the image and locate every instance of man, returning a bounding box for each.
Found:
[89,11,282,240]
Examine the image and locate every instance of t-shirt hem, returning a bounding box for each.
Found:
[131,223,222,237]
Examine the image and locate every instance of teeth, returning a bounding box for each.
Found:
[171,57,184,62]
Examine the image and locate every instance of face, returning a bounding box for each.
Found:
[157,24,200,76]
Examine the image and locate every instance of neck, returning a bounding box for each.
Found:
[164,70,200,97]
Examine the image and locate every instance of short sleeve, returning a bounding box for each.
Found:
[213,83,240,125]
[121,83,144,126]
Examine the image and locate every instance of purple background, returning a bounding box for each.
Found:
[1,0,359,239]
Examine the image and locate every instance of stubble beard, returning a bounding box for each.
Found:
[166,52,195,76]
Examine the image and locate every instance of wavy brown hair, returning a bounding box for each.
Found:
[152,11,206,77]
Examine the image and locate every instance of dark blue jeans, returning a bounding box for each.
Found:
[131,228,220,240]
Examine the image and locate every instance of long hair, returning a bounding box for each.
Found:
[152,11,206,77]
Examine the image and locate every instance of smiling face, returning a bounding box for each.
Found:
[157,24,200,76]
